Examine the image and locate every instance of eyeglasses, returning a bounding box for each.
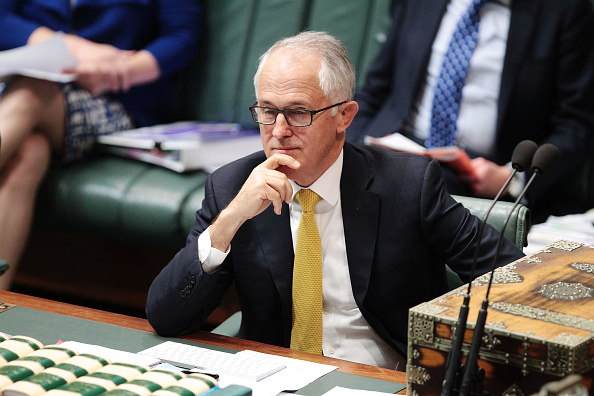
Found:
[249,101,347,127]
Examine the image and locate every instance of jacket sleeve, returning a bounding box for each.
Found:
[0,0,43,49]
[145,173,235,336]
[144,0,202,77]
[419,160,525,282]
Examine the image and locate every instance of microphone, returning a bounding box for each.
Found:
[458,143,560,396]
[441,140,537,396]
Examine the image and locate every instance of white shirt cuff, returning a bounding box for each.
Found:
[198,227,230,273]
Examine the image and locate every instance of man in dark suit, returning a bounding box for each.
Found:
[146,31,524,369]
[347,0,594,224]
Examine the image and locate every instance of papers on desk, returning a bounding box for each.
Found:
[524,209,594,255]
[0,32,76,83]
[321,387,396,395]
[218,350,337,396]
[139,340,337,396]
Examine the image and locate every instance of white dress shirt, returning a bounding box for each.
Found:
[198,150,405,370]
[411,0,511,157]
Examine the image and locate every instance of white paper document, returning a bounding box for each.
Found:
[217,350,337,396]
[525,209,594,255]
[321,386,396,395]
[0,32,77,83]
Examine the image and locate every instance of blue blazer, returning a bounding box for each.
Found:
[0,0,201,127]
[347,0,594,220]
[146,143,524,356]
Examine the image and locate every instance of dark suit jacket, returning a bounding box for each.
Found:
[146,143,524,356]
[347,0,594,221]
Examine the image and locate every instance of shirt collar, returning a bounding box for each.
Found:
[290,149,343,208]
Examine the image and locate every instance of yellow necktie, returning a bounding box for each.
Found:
[290,189,323,354]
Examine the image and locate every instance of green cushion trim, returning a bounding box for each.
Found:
[112,363,148,373]
[44,346,78,357]
[10,337,42,351]
[162,385,194,396]
[127,379,162,392]
[80,354,110,366]
[59,381,107,396]
[0,365,35,382]
[20,355,55,368]
[53,362,89,377]
[87,372,127,385]
[152,370,184,381]
[104,390,139,396]
[25,372,67,390]
[0,348,19,362]
[187,374,216,389]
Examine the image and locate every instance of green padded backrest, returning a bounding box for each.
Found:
[176,0,393,127]
[354,0,392,88]
[176,0,260,123]
[176,0,309,126]
[307,0,392,88]
[233,0,311,126]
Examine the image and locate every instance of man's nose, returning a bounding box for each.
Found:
[271,112,293,138]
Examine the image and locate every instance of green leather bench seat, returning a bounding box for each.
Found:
[36,157,208,252]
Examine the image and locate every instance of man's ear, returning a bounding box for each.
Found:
[336,101,359,134]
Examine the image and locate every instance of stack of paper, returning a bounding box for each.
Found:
[97,121,263,173]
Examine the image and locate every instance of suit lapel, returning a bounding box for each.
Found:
[253,203,293,342]
[341,145,380,307]
[498,0,539,131]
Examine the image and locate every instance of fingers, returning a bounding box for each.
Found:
[230,155,299,219]
[73,54,131,96]
[261,153,300,171]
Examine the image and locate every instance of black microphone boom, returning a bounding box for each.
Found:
[458,143,560,396]
[441,140,537,396]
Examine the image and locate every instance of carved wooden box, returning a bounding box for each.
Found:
[407,240,594,396]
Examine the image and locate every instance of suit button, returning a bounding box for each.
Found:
[184,286,191,294]
[190,276,196,285]
[180,290,187,298]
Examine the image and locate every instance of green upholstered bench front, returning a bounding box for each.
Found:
[35,156,208,252]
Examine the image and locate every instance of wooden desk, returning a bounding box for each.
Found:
[0,291,407,394]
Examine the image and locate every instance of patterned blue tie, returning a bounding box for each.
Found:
[428,0,487,148]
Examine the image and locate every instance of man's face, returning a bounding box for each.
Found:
[256,50,345,187]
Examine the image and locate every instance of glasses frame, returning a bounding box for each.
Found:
[249,101,348,127]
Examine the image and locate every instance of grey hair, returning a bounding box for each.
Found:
[253,31,356,106]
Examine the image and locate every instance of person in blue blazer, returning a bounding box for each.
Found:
[0,0,201,289]
[347,0,594,224]
[146,31,524,370]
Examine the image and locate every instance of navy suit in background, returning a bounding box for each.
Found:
[347,0,594,223]
[146,143,524,356]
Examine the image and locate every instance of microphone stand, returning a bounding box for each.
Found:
[440,173,513,396]
[458,175,535,396]
[458,143,559,395]
[442,140,537,396]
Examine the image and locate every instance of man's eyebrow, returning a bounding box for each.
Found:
[259,100,309,108]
